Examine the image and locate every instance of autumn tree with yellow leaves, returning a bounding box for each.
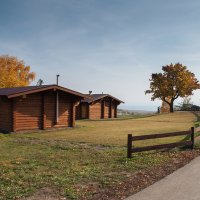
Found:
[0,55,36,88]
[145,63,200,112]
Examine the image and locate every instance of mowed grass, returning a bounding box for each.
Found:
[0,112,198,199]
[18,111,196,146]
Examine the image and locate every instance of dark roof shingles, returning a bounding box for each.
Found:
[0,85,53,96]
[82,94,107,103]
[0,85,86,98]
[82,94,123,103]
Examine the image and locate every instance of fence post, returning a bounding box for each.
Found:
[191,127,194,150]
[127,134,132,158]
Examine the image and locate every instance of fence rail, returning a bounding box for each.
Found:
[127,127,194,158]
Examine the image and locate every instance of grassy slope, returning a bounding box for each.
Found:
[15,111,196,146]
[0,112,197,199]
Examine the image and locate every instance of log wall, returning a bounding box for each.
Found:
[76,98,118,120]
[76,98,119,120]
[0,98,12,132]
[111,102,115,118]
[44,92,55,128]
[75,104,81,120]
[58,93,72,127]
[104,101,110,119]
[0,90,79,132]
[14,94,42,131]
[89,102,102,119]
[75,103,89,120]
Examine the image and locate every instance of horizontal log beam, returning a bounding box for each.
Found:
[132,131,191,141]
[132,141,192,153]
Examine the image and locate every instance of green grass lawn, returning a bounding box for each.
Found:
[15,111,196,146]
[0,111,199,199]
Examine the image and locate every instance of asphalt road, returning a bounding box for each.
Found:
[125,156,200,200]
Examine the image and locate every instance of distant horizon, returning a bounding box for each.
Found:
[118,104,157,111]
[118,98,200,112]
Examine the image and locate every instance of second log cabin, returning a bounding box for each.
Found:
[76,94,124,120]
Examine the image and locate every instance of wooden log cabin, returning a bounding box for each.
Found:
[0,85,87,133]
[76,94,124,120]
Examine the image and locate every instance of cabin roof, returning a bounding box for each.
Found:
[0,85,87,99]
[82,94,124,104]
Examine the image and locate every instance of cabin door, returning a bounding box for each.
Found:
[81,104,88,119]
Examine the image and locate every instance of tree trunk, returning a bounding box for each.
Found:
[170,101,174,113]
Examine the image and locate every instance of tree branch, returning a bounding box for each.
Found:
[174,90,179,99]
[163,97,171,105]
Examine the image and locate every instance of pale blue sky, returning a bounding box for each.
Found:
[1,0,200,110]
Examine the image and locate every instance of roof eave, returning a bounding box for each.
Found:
[86,94,124,104]
[7,85,87,99]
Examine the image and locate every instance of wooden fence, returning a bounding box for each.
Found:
[127,127,195,158]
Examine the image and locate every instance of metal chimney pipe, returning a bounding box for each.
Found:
[56,74,60,124]
[56,74,60,85]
